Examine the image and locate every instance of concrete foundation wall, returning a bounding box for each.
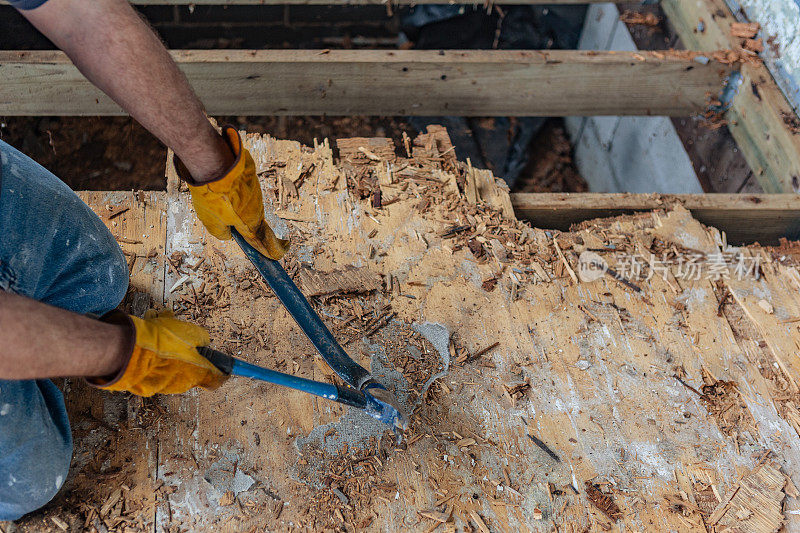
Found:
[565,3,703,193]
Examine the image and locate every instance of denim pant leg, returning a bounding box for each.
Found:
[0,140,129,520]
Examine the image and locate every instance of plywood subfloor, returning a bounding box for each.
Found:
[15,129,800,532]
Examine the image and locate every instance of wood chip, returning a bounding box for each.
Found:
[463,341,500,364]
[743,38,764,53]
[219,491,236,506]
[359,147,382,161]
[757,299,774,314]
[585,482,622,521]
[553,237,578,284]
[730,21,760,38]
[419,509,449,523]
[468,510,491,533]
[619,10,660,26]
[298,267,382,297]
[100,489,122,517]
[50,517,69,531]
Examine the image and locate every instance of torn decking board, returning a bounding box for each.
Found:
[153,130,800,531]
[21,133,800,532]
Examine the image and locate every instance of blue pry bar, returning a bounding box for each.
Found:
[199,346,367,410]
[230,228,373,390]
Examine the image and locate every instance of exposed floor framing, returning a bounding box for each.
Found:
[662,0,800,193]
[2,0,799,193]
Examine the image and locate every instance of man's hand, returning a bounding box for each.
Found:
[177,126,290,260]
[89,310,227,396]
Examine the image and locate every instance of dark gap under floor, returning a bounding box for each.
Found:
[0,115,587,193]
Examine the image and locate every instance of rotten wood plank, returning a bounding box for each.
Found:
[35,130,800,532]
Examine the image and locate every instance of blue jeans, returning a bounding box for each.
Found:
[0,140,129,520]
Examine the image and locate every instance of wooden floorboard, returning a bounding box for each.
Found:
[34,134,798,531]
[0,50,732,116]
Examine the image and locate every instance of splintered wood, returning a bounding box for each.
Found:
[298,266,382,297]
[709,457,786,533]
[22,128,800,532]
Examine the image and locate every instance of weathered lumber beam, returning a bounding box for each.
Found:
[0,50,731,116]
[662,0,800,193]
[510,192,800,245]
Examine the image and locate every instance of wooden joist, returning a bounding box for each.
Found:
[662,0,800,193]
[0,50,731,116]
[510,192,800,245]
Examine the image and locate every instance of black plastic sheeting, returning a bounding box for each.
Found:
[401,5,586,187]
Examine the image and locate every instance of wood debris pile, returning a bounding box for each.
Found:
[619,10,660,27]
[297,432,400,530]
[699,368,757,445]
[730,21,764,55]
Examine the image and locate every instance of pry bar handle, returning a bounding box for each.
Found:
[230,227,373,390]
[198,346,367,410]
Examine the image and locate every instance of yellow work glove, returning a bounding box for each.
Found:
[88,310,227,396]
[175,125,289,260]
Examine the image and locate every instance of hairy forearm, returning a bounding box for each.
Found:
[21,0,232,182]
[0,292,130,380]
